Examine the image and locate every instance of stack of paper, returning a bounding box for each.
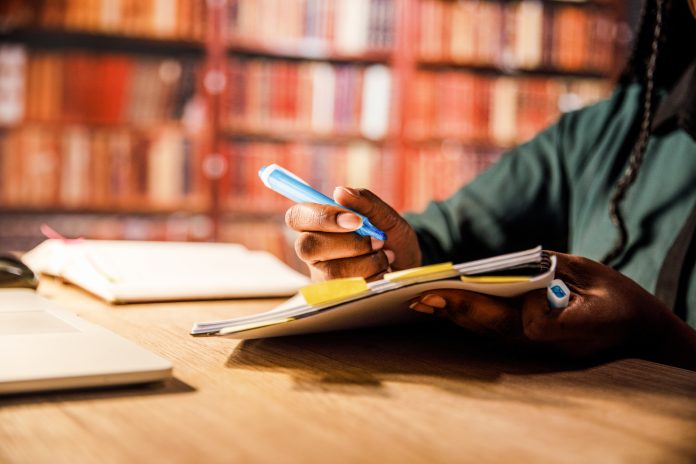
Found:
[191,247,555,339]
[23,240,310,303]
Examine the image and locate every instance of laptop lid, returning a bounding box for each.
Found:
[0,289,172,395]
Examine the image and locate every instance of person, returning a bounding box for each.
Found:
[284,0,696,369]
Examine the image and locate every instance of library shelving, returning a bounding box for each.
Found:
[0,0,624,262]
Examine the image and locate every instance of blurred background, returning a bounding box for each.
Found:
[0,0,638,267]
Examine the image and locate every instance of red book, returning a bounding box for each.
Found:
[101,56,133,124]
[284,64,299,127]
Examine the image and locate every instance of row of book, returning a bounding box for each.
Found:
[0,46,199,126]
[418,0,616,73]
[217,140,506,215]
[1,118,554,217]
[219,141,399,213]
[407,72,610,145]
[403,146,503,212]
[1,0,207,41]
[222,59,391,140]
[227,0,394,55]
[0,125,207,210]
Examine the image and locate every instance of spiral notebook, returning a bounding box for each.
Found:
[191,247,556,339]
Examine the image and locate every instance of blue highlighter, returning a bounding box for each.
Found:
[258,164,387,241]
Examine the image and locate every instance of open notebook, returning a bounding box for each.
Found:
[191,247,556,339]
[22,240,309,303]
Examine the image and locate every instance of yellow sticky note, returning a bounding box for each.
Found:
[384,262,455,282]
[300,277,369,306]
[460,275,532,283]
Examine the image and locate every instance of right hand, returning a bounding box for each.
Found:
[285,187,421,281]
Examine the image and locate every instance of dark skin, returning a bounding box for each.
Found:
[286,187,696,370]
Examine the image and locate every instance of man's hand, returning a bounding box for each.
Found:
[410,252,696,367]
[285,187,421,281]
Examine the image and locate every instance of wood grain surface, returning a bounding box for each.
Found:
[1,278,695,464]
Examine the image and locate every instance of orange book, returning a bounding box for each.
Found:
[103,56,133,124]
[35,54,51,122]
[90,129,111,208]
[407,72,435,140]
[472,76,491,142]
[296,63,313,132]
[269,61,285,127]
[284,64,299,127]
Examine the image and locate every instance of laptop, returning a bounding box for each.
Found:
[0,289,172,395]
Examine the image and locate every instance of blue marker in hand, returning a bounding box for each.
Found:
[259,164,387,241]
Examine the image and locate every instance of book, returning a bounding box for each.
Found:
[0,45,26,125]
[418,0,614,74]
[22,239,310,303]
[191,246,555,340]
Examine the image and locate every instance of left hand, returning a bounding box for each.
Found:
[409,251,674,358]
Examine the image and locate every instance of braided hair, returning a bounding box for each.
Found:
[602,0,696,265]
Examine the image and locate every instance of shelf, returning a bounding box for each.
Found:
[227,37,393,63]
[0,120,194,132]
[404,137,515,151]
[0,28,205,55]
[0,206,210,216]
[220,125,392,145]
[416,61,610,79]
[528,0,614,6]
[220,210,286,221]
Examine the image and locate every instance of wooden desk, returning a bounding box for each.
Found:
[2,279,696,463]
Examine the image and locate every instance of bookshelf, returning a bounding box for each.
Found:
[0,0,623,263]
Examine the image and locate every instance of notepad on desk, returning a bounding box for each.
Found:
[22,240,310,303]
[191,246,556,339]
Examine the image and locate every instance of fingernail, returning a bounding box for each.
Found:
[370,238,384,250]
[409,302,435,314]
[384,249,395,264]
[335,186,359,197]
[337,213,362,230]
[420,294,447,309]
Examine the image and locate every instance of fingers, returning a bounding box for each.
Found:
[286,188,401,234]
[545,251,602,291]
[409,294,447,315]
[286,203,364,233]
[310,251,390,281]
[334,187,422,270]
[519,289,561,342]
[294,231,384,263]
[333,187,403,233]
[520,288,595,355]
[409,290,521,336]
[286,188,421,275]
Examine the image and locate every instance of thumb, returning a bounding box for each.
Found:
[333,187,403,234]
[333,187,421,270]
